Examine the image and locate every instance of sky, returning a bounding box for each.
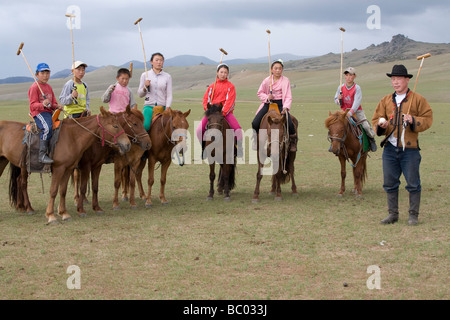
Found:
[1,0,449,78]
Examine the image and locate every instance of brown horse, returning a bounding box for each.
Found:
[252,109,298,202]
[0,120,35,214]
[13,107,131,224]
[74,106,151,215]
[325,109,368,197]
[135,108,190,207]
[203,103,237,201]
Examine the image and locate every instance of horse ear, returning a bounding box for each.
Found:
[207,103,211,110]
[100,106,107,116]
[329,111,332,116]
[344,109,349,116]
[219,102,223,111]
[132,104,138,111]
[183,109,191,118]
[169,108,176,117]
[126,104,131,114]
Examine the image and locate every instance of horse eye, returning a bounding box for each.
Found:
[113,125,119,129]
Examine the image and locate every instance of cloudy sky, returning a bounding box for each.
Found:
[1,0,449,78]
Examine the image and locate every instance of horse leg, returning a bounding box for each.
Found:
[57,170,73,221]
[91,165,104,214]
[338,155,346,197]
[0,158,9,178]
[270,177,276,195]
[135,158,147,200]
[222,165,231,201]
[112,161,122,210]
[159,160,171,205]
[128,161,140,209]
[145,157,156,208]
[73,169,79,206]
[46,169,63,224]
[353,165,363,197]
[290,159,298,196]
[207,163,215,200]
[217,167,224,195]
[19,167,35,214]
[76,166,89,216]
[121,166,129,202]
[252,163,263,203]
[275,176,283,201]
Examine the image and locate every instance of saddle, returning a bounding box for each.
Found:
[23,118,62,174]
[348,116,369,153]
[152,105,165,121]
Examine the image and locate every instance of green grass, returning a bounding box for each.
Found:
[0,56,449,300]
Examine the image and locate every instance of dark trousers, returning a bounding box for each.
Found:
[251,100,295,135]
[34,112,53,141]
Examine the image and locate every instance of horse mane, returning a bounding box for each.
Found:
[325,110,347,128]
[205,104,223,117]
[130,108,144,122]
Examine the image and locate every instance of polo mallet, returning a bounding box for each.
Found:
[65,13,78,104]
[16,42,50,108]
[129,62,133,78]
[210,48,228,101]
[401,52,431,150]
[266,29,279,110]
[338,27,346,105]
[134,17,150,91]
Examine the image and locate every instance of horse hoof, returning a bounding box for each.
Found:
[145,203,153,208]
[27,211,35,215]
[130,205,138,210]
[252,198,260,203]
[269,192,275,196]
[275,197,282,201]
[79,213,87,218]
[113,206,120,211]
[292,192,299,198]
[337,194,343,198]
[62,217,72,222]
[206,196,213,201]
[46,219,59,225]
[95,211,105,215]
[224,197,231,202]
[162,201,169,206]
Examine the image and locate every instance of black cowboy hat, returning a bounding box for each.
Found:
[386,64,413,78]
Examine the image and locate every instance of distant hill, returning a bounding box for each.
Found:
[51,65,100,79]
[0,76,33,84]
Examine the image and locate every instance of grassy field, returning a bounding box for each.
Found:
[0,56,449,300]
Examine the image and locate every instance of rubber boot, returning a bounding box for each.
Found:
[236,140,243,158]
[39,140,54,164]
[380,191,399,224]
[369,136,377,152]
[289,134,298,152]
[408,192,421,226]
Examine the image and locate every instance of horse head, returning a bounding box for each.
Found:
[325,109,349,155]
[168,108,190,166]
[98,106,131,154]
[120,105,152,151]
[206,103,225,131]
[265,110,286,158]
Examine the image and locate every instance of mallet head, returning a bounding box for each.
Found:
[16,42,24,56]
[134,17,143,25]
[129,62,133,78]
[266,29,271,34]
[417,53,431,60]
[65,13,76,18]
[219,48,228,55]
[339,27,346,32]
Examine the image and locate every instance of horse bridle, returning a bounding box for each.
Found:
[327,118,363,168]
[161,114,188,166]
[96,114,126,147]
[267,125,289,174]
[120,113,149,144]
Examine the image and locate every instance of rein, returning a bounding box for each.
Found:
[121,113,148,144]
[160,114,187,166]
[96,115,125,146]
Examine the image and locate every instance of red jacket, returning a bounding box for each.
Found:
[203,78,236,116]
[28,82,58,117]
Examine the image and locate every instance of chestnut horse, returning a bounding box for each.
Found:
[325,109,368,197]
[135,108,190,207]
[252,108,298,202]
[13,107,131,224]
[203,103,237,201]
[0,120,35,214]
[74,106,151,215]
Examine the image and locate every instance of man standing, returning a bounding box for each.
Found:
[371,65,433,225]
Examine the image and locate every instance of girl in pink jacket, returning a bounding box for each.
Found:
[196,63,243,158]
[252,59,297,151]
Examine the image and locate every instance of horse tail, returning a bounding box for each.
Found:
[9,163,22,210]
[276,152,291,185]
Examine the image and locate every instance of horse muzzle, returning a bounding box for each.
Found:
[118,141,131,154]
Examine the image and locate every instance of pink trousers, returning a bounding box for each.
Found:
[196,113,242,142]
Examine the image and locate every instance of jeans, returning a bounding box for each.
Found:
[382,142,422,193]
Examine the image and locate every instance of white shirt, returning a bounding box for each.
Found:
[137,69,173,108]
[388,92,407,147]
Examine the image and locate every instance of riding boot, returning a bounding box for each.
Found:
[236,140,243,158]
[408,192,421,226]
[380,191,399,224]
[289,134,298,152]
[39,140,54,164]
[369,136,378,152]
